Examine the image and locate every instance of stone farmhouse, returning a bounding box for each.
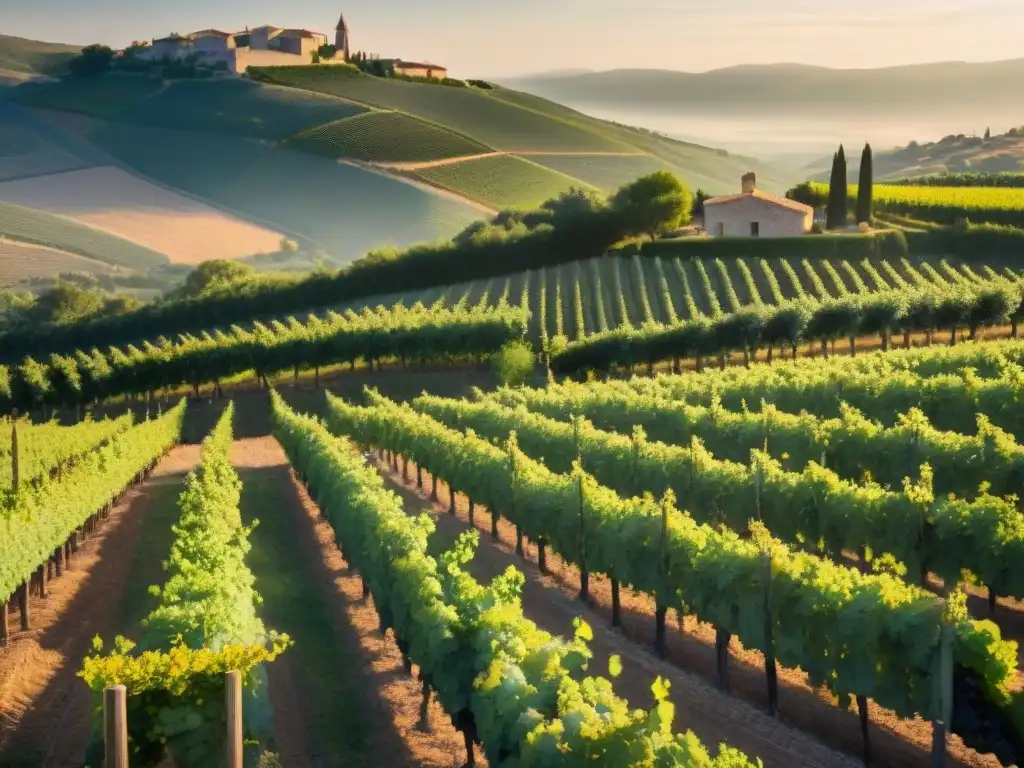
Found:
[703,173,813,237]
[139,12,350,74]
[136,11,448,78]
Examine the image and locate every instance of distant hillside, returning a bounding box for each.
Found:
[502,60,1024,118]
[804,126,1024,182]
[0,34,80,79]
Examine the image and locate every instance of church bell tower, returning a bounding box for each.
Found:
[335,12,350,61]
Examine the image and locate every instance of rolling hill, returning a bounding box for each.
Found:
[503,60,1024,118]
[0,34,80,82]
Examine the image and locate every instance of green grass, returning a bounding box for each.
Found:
[413,154,589,210]
[217,147,480,259]
[118,79,367,140]
[254,67,638,153]
[520,153,669,191]
[11,73,164,117]
[344,252,1021,346]
[0,34,80,76]
[290,110,490,163]
[87,121,274,198]
[0,200,170,269]
[239,463,384,768]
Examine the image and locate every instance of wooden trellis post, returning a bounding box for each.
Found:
[226,670,243,768]
[103,684,128,768]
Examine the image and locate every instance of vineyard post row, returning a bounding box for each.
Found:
[0,402,185,646]
[416,391,1024,607]
[79,403,291,766]
[485,374,1024,504]
[270,391,764,767]
[324,390,1024,768]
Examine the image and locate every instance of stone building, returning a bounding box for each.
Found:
[703,173,813,237]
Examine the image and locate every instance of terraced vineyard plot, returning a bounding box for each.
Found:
[290,110,490,163]
[522,152,668,190]
[0,106,96,181]
[118,79,367,140]
[412,154,587,210]
[10,74,163,118]
[0,238,115,284]
[87,121,273,199]
[219,147,480,259]
[0,166,282,264]
[0,199,168,269]
[255,67,637,153]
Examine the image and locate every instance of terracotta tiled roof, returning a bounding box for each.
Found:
[279,28,324,38]
[703,190,813,214]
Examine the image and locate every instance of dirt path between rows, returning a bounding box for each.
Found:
[0,444,201,768]
[232,436,483,768]
[372,457,1005,768]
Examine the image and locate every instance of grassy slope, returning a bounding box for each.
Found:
[342,252,1020,346]
[412,154,594,210]
[0,34,80,77]
[290,110,490,163]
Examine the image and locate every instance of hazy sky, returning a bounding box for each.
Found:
[6,0,1022,77]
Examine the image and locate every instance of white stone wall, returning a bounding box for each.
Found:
[703,197,812,238]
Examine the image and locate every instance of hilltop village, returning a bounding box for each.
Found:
[126,10,448,77]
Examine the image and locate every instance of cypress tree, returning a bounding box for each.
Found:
[856,143,873,224]
[835,144,848,227]
[825,149,842,229]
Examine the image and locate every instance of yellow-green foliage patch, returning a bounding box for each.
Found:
[523,153,669,191]
[413,154,588,210]
[291,110,490,162]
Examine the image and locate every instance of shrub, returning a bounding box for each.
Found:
[492,340,535,385]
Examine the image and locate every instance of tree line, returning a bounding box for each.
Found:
[549,277,1024,376]
[0,173,692,365]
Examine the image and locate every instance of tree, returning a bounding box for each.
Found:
[855,143,873,224]
[492,340,535,386]
[318,43,338,60]
[826,145,848,229]
[610,171,693,240]
[984,127,992,141]
[68,44,115,77]
[180,260,255,298]
[28,282,105,325]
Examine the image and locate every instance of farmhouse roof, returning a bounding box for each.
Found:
[153,34,190,43]
[190,28,232,37]
[279,28,324,38]
[250,25,282,33]
[703,189,813,214]
[393,59,446,69]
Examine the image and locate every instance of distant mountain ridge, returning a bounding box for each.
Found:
[501,59,1024,116]
[0,34,81,79]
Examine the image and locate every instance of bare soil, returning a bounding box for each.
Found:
[232,436,483,768]
[0,444,201,768]
[376,456,1008,768]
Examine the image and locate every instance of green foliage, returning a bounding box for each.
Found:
[550,276,1023,376]
[826,145,849,229]
[291,110,488,163]
[180,259,257,298]
[0,402,184,606]
[634,229,908,261]
[273,392,763,767]
[610,171,693,240]
[887,172,1024,188]
[80,405,289,766]
[0,302,528,412]
[326,389,1019,726]
[492,340,535,386]
[856,144,873,224]
[10,73,164,117]
[67,44,115,78]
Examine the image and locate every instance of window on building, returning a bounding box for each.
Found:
[750,221,760,237]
